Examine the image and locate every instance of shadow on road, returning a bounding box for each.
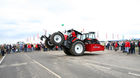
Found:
[56,53,102,57]
[84,53,101,56]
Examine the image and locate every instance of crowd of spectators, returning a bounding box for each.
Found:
[0,42,62,56]
[0,43,43,56]
[1,40,140,57]
[105,40,140,55]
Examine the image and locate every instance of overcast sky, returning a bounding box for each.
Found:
[0,0,140,44]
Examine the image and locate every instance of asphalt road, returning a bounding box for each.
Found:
[0,50,140,78]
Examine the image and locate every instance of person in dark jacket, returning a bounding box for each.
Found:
[130,41,135,54]
[122,41,125,52]
[24,44,27,52]
[138,40,140,55]
[1,45,5,56]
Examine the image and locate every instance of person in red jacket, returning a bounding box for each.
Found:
[70,30,77,42]
[114,41,118,51]
[125,40,130,54]
[71,31,77,37]
[28,44,32,52]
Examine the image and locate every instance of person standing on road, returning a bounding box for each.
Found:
[122,41,125,52]
[106,42,110,50]
[138,40,140,55]
[24,44,27,52]
[130,41,135,54]
[125,40,130,54]
[12,44,16,53]
[31,44,34,51]
[28,44,32,52]
[1,45,5,56]
[114,41,118,51]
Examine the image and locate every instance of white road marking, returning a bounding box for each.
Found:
[10,62,27,67]
[25,54,61,78]
[89,60,140,72]
[86,63,111,70]
[128,72,140,77]
[0,62,28,68]
[0,54,6,64]
[33,60,62,78]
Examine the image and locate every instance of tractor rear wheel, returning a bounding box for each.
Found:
[63,47,72,55]
[70,41,85,56]
[50,32,65,46]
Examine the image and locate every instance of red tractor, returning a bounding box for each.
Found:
[49,29,104,56]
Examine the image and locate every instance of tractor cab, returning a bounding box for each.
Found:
[82,32,100,44]
[64,29,82,40]
[81,32,95,40]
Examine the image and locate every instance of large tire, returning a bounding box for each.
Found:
[45,39,55,49]
[70,41,85,56]
[50,32,65,46]
[63,47,72,55]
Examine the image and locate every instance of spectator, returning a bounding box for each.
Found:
[24,44,27,52]
[122,41,125,52]
[35,44,38,51]
[114,41,118,51]
[112,42,115,50]
[28,44,32,52]
[110,42,114,50]
[138,40,140,55]
[106,42,110,50]
[38,44,41,51]
[125,40,130,54]
[56,46,58,50]
[130,41,135,54]
[6,44,11,54]
[1,45,5,56]
[12,44,16,53]
[16,44,20,52]
[19,44,23,52]
[31,44,34,51]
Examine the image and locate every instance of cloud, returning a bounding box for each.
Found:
[0,0,140,44]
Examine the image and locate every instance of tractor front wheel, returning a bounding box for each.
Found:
[70,41,85,56]
[50,32,65,46]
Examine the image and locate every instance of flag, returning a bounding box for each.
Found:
[29,36,31,41]
[117,34,119,39]
[37,33,40,39]
[43,29,47,35]
[26,37,29,42]
[33,35,35,41]
[112,33,114,39]
[82,28,84,32]
[45,30,47,35]
[97,31,99,39]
